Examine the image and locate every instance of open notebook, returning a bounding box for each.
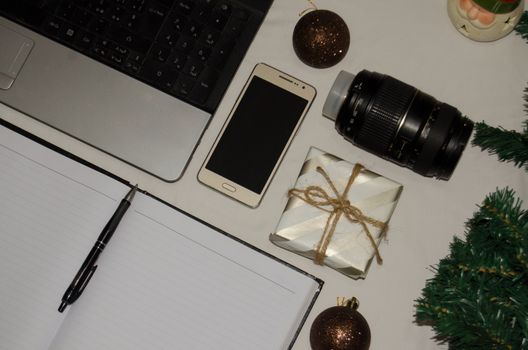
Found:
[0,120,322,350]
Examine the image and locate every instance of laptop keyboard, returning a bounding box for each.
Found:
[0,0,264,113]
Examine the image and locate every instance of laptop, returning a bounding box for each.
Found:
[0,0,273,181]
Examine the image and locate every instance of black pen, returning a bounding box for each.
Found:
[58,185,138,312]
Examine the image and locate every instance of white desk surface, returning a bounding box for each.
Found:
[2,0,527,349]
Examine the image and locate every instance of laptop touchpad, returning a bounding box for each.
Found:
[0,25,33,90]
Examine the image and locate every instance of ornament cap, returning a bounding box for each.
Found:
[345,297,360,310]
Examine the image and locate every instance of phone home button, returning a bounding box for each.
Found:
[221,183,236,192]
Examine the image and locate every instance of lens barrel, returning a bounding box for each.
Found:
[323,70,474,180]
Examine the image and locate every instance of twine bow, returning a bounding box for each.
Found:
[288,164,387,265]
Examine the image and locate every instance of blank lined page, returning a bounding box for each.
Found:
[50,192,320,350]
[0,125,130,350]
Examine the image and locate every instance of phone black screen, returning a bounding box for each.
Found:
[205,76,308,194]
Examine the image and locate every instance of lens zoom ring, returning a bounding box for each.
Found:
[356,77,416,153]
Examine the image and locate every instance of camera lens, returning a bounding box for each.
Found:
[323,70,474,180]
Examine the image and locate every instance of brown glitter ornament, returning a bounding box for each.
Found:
[310,297,370,350]
[292,9,350,68]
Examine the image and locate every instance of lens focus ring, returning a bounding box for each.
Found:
[356,76,416,154]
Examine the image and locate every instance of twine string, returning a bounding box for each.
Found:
[288,164,387,265]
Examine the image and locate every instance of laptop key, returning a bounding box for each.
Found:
[159,31,179,47]
[170,14,187,32]
[175,35,195,52]
[128,51,146,64]
[189,67,217,104]
[106,24,151,53]
[98,38,113,48]
[173,75,195,97]
[89,17,109,34]
[59,24,79,43]
[139,58,168,83]
[224,17,243,39]
[109,51,126,66]
[160,69,180,91]
[168,50,187,71]
[113,44,129,56]
[72,8,93,26]
[142,2,169,37]
[106,5,126,24]
[208,2,230,30]
[215,2,231,15]
[56,2,76,21]
[41,16,65,37]
[232,8,249,21]
[176,0,195,15]
[129,0,146,12]
[199,27,220,47]
[192,0,216,21]
[185,20,203,39]
[146,1,169,18]
[123,12,140,30]
[75,30,95,50]
[157,0,176,6]
[150,43,172,63]
[92,44,110,59]
[124,60,141,74]
[208,38,234,66]
[183,60,204,78]
[91,0,109,16]
[139,60,180,92]
[191,45,211,62]
[208,11,228,30]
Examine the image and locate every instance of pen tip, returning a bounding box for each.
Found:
[58,302,67,313]
[125,185,138,202]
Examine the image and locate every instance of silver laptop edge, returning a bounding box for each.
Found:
[0,17,211,182]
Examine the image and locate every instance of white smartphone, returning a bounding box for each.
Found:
[198,63,316,207]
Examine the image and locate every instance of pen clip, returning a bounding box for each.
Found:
[74,265,98,299]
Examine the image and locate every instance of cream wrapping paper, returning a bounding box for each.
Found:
[270,147,403,279]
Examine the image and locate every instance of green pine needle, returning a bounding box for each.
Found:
[525,86,528,114]
[472,87,528,171]
[472,121,528,170]
[415,189,528,350]
[515,11,528,43]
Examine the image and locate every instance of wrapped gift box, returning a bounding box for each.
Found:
[270,147,403,279]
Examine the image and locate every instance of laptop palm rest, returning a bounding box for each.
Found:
[0,20,211,182]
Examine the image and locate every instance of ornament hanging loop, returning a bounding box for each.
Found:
[299,0,318,17]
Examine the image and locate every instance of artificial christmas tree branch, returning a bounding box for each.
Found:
[515,11,528,43]
[472,120,528,170]
[472,86,528,170]
[415,188,528,350]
